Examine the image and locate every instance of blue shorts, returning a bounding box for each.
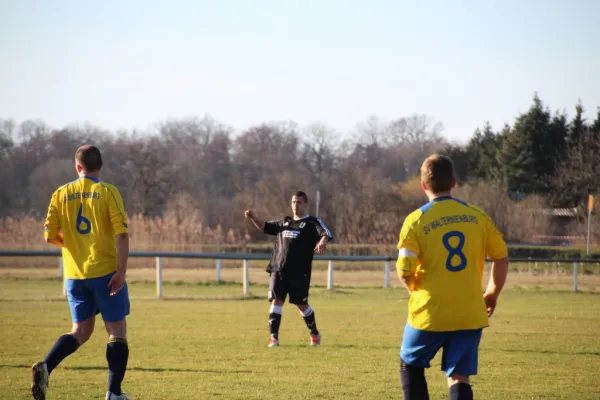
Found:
[400,324,482,377]
[65,272,130,323]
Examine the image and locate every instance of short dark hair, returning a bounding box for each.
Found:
[292,191,308,203]
[420,154,455,194]
[75,145,103,172]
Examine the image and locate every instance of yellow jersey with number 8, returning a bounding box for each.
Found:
[44,176,129,280]
[396,196,508,331]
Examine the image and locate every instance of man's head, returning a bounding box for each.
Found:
[291,191,308,217]
[420,154,456,196]
[75,145,103,175]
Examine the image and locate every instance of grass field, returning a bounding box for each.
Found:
[1,273,600,399]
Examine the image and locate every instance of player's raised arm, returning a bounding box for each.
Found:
[244,209,267,232]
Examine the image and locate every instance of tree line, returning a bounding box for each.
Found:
[445,95,600,209]
[1,93,598,246]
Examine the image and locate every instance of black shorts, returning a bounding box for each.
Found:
[268,272,311,305]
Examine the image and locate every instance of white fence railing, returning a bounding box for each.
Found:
[0,250,598,297]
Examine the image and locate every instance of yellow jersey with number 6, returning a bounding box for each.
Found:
[44,176,129,280]
[396,196,508,331]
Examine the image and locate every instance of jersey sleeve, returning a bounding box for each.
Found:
[396,214,421,276]
[107,186,129,236]
[43,189,61,240]
[314,218,333,241]
[263,219,284,236]
[485,216,508,260]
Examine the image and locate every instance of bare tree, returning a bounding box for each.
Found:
[387,114,448,177]
[231,122,301,193]
[299,123,338,181]
[27,158,74,217]
[551,132,600,209]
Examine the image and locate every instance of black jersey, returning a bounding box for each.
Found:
[264,215,333,275]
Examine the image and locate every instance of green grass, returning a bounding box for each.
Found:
[1,279,600,399]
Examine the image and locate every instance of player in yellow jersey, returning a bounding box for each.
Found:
[31,145,131,400]
[396,154,509,400]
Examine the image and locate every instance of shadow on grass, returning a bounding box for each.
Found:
[159,294,264,301]
[0,364,253,374]
[280,343,398,350]
[0,295,265,302]
[499,348,600,356]
[0,298,69,302]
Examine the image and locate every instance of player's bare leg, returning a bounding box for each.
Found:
[448,374,473,400]
[31,317,93,399]
[268,299,284,347]
[104,319,129,400]
[297,303,320,346]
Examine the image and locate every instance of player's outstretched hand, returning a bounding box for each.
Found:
[314,241,327,254]
[244,209,255,219]
[483,291,497,317]
[108,270,126,296]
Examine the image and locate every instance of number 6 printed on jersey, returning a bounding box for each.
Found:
[76,204,91,234]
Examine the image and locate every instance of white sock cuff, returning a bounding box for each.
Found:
[269,305,282,314]
[301,306,314,317]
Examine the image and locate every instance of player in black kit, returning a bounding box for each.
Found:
[245,191,333,347]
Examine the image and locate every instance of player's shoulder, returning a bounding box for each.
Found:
[98,181,119,191]
[98,181,124,196]
[403,208,425,228]
[54,181,71,192]
[268,216,290,225]
[51,180,76,197]
[455,199,493,220]
[451,198,499,230]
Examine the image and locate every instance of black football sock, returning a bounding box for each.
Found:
[269,305,282,339]
[449,382,473,400]
[106,337,129,396]
[400,359,430,400]
[301,306,319,335]
[43,334,80,375]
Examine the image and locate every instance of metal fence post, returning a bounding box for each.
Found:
[573,262,578,292]
[216,259,222,283]
[384,260,391,288]
[327,260,334,290]
[243,259,250,295]
[156,256,163,298]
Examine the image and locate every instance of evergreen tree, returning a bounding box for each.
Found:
[466,122,502,182]
[498,93,568,196]
[498,123,536,198]
[550,105,600,207]
[569,100,586,145]
[591,107,600,138]
[442,144,470,183]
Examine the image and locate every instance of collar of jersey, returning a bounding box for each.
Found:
[432,195,453,202]
[293,215,310,220]
[81,176,100,183]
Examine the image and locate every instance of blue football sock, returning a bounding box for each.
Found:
[43,334,80,375]
[107,338,129,396]
[449,382,473,400]
[400,359,430,400]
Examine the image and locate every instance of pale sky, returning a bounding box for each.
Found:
[1,0,599,144]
